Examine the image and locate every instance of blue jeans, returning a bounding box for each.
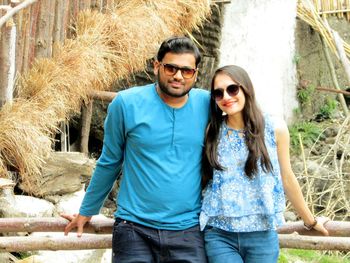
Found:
[204,227,279,263]
[112,218,207,263]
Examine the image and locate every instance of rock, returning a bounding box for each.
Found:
[53,188,86,215]
[19,152,95,197]
[0,252,18,263]
[284,211,297,222]
[0,179,54,218]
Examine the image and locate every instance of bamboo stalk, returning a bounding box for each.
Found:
[318,8,350,14]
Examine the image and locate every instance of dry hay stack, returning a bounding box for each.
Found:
[0,0,211,193]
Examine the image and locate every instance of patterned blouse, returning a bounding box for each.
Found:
[200,115,286,232]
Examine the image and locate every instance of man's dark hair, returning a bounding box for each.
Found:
[156,36,201,67]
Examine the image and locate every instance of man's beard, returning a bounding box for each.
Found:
[157,74,193,98]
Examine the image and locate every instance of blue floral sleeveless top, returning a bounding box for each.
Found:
[200,115,286,232]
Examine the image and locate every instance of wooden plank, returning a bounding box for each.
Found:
[0,8,11,107]
[22,0,39,72]
[35,0,55,58]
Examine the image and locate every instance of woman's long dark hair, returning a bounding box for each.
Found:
[202,65,273,187]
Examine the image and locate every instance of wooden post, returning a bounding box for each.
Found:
[80,100,93,155]
[0,2,17,108]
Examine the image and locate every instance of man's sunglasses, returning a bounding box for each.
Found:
[160,63,197,79]
[212,84,241,101]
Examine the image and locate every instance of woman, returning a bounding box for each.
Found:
[200,65,329,263]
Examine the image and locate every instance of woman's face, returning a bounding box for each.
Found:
[213,73,245,116]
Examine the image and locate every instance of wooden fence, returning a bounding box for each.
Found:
[0,218,350,252]
[0,0,117,107]
[313,0,350,20]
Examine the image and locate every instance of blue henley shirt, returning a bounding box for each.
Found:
[79,83,210,230]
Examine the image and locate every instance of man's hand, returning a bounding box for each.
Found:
[61,213,92,237]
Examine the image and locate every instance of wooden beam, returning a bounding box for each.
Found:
[1,218,349,237]
[0,217,114,234]
[279,234,350,250]
[0,234,112,252]
[0,218,349,252]
[277,220,350,237]
[89,90,117,102]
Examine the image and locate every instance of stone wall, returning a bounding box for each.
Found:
[295,17,350,120]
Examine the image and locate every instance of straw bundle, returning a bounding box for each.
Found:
[0,0,211,193]
[297,0,350,58]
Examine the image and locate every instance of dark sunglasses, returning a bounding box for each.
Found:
[212,84,240,101]
[160,63,197,79]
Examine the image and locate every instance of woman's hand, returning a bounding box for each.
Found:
[310,216,330,236]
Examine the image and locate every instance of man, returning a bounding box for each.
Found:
[62,36,210,263]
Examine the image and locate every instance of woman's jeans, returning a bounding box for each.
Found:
[204,227,279,263]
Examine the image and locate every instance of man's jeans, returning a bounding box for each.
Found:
[204,227,279,263]
[112,219,207,263]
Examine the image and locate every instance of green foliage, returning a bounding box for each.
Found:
[289,121,322,153]
[279,249,350,263]
[297,85,315,105]
[318,98,338,119]
[293,54,301,64]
